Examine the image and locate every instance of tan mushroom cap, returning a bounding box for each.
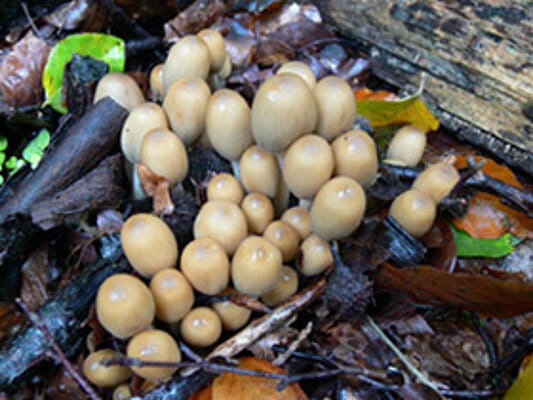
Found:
[281,206,311,239]
[180,237,229,295]
[121,213,179,277]
[180,307,222,347]
[283,134,334,199]
[314,76,356,141]
[206,89,253,160]
[121,102,168,164]
[298,234,333,276]
[198,29,227,72]
[277,61,316,89]
[193,200,248,255]
[113,384,132,400]
[127,329,181,381]
[163,77,211,146]
[149,64,164,99]
[310,177,366,240]
[218,55,232,79]
[96,274,155,339]
[331,129,378,188]
[83,349,131,387]
[239,145,280,198]
[93,72,144,111]
[140,128,189,185]
[150,269,194,323]
[251,74,317,153]
[389,189,436,238]
[241,192,275,234]
[231,236,282,296]
[207,172,244,204]
[386,124,427,167]
[212,289,251,330]
[412,162,460,203]
[261,266,299,307]
[263,220,300,262]
[163,35,210,93]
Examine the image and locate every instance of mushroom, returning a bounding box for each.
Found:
[197,29,227,73]
[310,176,366,240]
[149,63,164,100]
[281,206,311,239]
[82,349,131,387]
[240,192,275,234]
[207,172,244,204]
[385,124,426,167]
[389,189,437,238]
[113,384,132,400]
[149,269,194,323]
[261,266,299,307]
[212,289,252,330]
[163,77,211,146]
[263,220,300,262]
[193,200,248,255]
[93,72,144,111]
[180,307,222,347]
[96,273,155,339]
[231,236,282,296]
[276,61,316,89]
[126,329,181,381]
[298,234,334,276]
[314,76,356,141]
[121,213,179,277]
[412,162,460,203]
[180,237,230,295]
[239,145,280,198]
[331,129,378,188]
[207,54,232,90]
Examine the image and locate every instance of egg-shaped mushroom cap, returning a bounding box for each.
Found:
[150,269,194,323]
[389,189,437,238]
[239,145,280,198]
[298,234,333,276]
[180,307,222,347]
[261,266,299,307]
[212,289,251,330]
[281,206,311,239]
[277,61,316,89]
[241,192,275,234]
[207,172,244,204]
[263,220,300,262]
[198,29,227,72]
[149,64,164,99]
[386,124,426,167]
[94,73,144,111]
[412,162,460,203]
[83,349,131,387]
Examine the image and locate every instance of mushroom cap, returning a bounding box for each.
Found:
[96,273,155,339]
[83,349,131,387]
[277,61,316,89]
[207,172,244,204]
[180,307,222,347]
[310,176,366,240]
[281,206,311,239]
[93,72,144,111]
[149,64,164,100]
[231,236,282,296]
[150,269,194,323]
[180,237,230,295]
[386,124,426,167]
[240,192,275,234]
[251,74,317,153]
[198,29,227,72]
[412,162,460,203]
[217,54,232,79]
[239,145,280,198]
[193,200,248,255]
[206,89,253,160]
[389,189,436,238]
[121,102,168,164]
[331,129,378,188]
[140,128,189,185]
[263,220,300,262]
[113,384,132,400]
[163,77,211,146]
[314,76,356,141]
[121,213,179,277]
[212,289,251,330]
[283,134,334,199]
[261,266,299,307]
[127,329,181,381]
[298,234,333,276]
[163,35,210,93]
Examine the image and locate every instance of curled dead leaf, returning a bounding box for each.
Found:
[137,163,175,216]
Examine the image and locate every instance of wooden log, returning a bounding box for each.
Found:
[315,0,533,175]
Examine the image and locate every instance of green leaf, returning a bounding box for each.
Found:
[22,129,50,169]
[0,136,7,151]
[5,156,26,175]
[0,152,5,171]
[42,33,125,114]
[451,224,520,258]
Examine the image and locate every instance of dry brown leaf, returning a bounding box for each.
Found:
[137,163,175,216]
[20,249,49,311]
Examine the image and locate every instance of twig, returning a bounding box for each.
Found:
[439,388,505,398]
[273,321,313,366]
[15,299,102,400]
[179,342,203,363]
[20,2,41,38]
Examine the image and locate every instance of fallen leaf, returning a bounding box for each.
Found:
[137,164,175,216]
[354,88,398,101]
[504,353,533,400]
[20,249,49,311]
[451,225,520,258]
[189,386,212,400]
[164,0,227,40]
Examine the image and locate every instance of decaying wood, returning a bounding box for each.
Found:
[316,0,533,175]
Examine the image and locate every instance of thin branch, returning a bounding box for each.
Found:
[20,2,41,38]
[273,321,313,366]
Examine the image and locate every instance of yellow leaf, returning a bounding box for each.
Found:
[504,354,533,400]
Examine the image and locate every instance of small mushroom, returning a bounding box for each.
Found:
[83,349,131,387]
[298,234,333,276]
[113,384,132,400]
[93,72,144,111]
[197,29,227,73]
[212,289,251,331]
[385,124,426,167]
[240,192,275,234]
[412,162,460,203]
[276,61,316,89]
[239,145,280,198]
[150,269,194,323]
[263,220,300,262]
[149,64,164,100]
[207,172,244,204]
[180,307,222,347]
[389,189,437,238]
[261,266,299,307]
[281,206,312,239]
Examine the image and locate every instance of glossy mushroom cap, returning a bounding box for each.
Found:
[150,269,194,323]
[206,89,253,160]
[121,102,168,164]
[251,74,317,153]
[96,274,155,339]
[310,177,366,240]
[93,73,144,111]
[263,220,300,262]
[241,192,275,234]
[113,384,132,400]
[149,64,164,99]
[331,129,378,188]
[212,289,251,330]
[198,29,227,72]
[389,189,437,238]
[126,329,181,381]
[277,61,316,89]
[207,172,244,204]
[261,266,298,307]
[180,237,229,295]
[386,124,426,167]
[298,234,333,276]
[121,213,179,277]
[193,200,248,255]
[163,77,211,146]
[412,162,460,203]
[281,207,311,239]
[231,236,282,296]
[314,76,356,141]
[163,35,210,92]
[83,349,131,387]
[283,134,334,199]
[239,145,280,198]
[180,307,222,347]
[218,55,232,79]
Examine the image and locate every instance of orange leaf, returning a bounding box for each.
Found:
[189,386,212,400]
[354,88,398,101]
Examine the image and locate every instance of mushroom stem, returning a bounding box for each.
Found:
[329,240,342,266]
[231,160,241,182]
[298,198,312,209]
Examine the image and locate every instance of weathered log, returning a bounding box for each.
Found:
[316,0,533,175]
